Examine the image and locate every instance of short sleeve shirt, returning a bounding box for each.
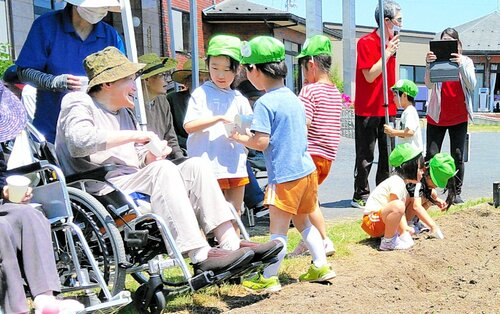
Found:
[251,87,315,184]
[184,81,252,179]
[355,30,397,117]
[16,6,125,143]
[299,82,343,161]
[364,175,409,214]
[400,105,423,151]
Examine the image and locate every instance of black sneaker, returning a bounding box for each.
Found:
[192,247,254,275]
[453,195,465,204]
[239,240,284,263]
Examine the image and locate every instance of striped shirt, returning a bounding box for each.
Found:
[299,82,342,161]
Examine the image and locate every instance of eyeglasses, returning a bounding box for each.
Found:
[392,17,402,25]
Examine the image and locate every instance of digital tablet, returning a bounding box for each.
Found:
[430,40,458,61]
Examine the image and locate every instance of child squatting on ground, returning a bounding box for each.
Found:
[290,34,342,257]
[405,153,457,239]
[231,36,336,292]
[384,79,424,152]
[184,35,253,234]
[361,143,423,251]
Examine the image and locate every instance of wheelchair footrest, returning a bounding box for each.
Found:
[78,291,132,314]
[189,271,216,291]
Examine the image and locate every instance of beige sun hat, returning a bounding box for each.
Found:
[138,53,177,80]
[171,58,209,84]
[65,0,122,13]
[84,46,145,92]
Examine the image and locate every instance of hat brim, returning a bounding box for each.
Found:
[87,62,146,92]
[141,58,177,79]
[66,0,121,12]
[0,87,27,142]
[171,69,209,84]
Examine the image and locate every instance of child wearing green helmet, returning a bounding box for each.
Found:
[233,36,336,292]
[184,35,253,234]
[405,153,457,239]
[361,143,424,250]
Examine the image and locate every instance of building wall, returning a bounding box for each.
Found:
[9,0,34,58]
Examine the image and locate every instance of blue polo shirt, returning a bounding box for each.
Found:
[16,6,125,143]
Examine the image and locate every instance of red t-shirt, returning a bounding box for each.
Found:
[355,30,397,117]
[427,81,467,126]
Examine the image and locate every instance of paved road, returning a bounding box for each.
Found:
[318,131,500,222]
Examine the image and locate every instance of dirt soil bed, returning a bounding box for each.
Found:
[227,204,499,314]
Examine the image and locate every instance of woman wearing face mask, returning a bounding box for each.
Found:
[15,0,125,143]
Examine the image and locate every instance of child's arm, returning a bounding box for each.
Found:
[430,188,448,211]
[412,196,438,232]
[384,124,415,138]
[231,131,269,152]
[184,115,232,134]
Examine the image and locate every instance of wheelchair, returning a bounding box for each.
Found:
[4,160,132,313]
[24,124,276,314]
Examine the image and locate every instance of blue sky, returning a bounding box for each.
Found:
[249,0,499,33]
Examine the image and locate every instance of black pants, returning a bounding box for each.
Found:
[425,122,467,195]
[353,115,395,200]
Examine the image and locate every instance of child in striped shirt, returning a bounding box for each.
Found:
[290,35,343,257]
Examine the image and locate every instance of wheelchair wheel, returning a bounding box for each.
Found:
[134,284,166,314]
[66,187,127,297]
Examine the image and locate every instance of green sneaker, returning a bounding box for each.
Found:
[242,273,281,293]
[299,264,336,282]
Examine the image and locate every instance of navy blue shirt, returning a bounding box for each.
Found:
[16,6,125,143]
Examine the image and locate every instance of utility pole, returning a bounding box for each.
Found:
[305,0,322,37]
[342,0,356,97]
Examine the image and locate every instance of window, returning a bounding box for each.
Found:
[284,40,301,94]
[33,0,65,18]
[172,9,190,53]
[399,65,425,84]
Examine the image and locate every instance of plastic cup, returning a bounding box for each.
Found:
[234,114,253,130]
[224,123,236,137]
[145,136,166,157]
[6,175,31,203]
[77,76,89,92]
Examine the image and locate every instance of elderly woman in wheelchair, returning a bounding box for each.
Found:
[54,47,282,298]
[0,82,84,313]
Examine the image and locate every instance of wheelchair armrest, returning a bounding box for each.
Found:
[65,164,117,183]
[4,161,47,176]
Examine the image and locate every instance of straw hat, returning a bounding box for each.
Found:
[0,82,27,142]
[138,53,177,80]
[171,58,209,84]
[65,0,121,13]
[84,46,145,92]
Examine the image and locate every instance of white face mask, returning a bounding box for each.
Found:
[76,6,109,24]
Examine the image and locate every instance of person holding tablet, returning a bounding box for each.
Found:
[424,27,476,204]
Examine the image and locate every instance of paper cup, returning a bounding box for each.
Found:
[77,76,89,92]
[6,175,31,203]
[234,114,253,130]
[224,123,236,137]
[145,136,165,157]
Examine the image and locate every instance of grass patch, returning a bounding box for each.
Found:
[468,124,500,132]
[118,197,492,313]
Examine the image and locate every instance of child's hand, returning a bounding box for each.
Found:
[435,197,448,211]
[230,130,241,142]
[383,124,395,136]
[218,116,233,124]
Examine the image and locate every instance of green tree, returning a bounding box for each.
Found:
[329,63,343,93]
[0,43,14,78]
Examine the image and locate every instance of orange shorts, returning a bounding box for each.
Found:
[361,210,385,238]
[218,177,249,190]
[311,155,332,185]
[264,171,318,215]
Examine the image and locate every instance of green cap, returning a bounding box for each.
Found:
[429,153,456,188]
[240,36,285,65]
[389,143,422,167]
[84,46,145,92]
[296,35,332,59]
[206,35,242,62]
[138,53,177,79]
[391,79,418,98]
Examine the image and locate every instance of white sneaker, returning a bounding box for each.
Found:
[379,235,413,251]
[324,238,336,256]
[399,232,415,247]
